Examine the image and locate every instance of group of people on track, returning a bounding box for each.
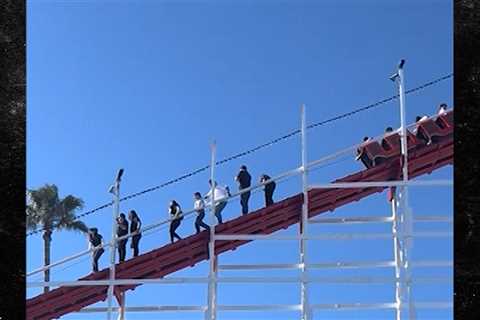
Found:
[87,165,276,273]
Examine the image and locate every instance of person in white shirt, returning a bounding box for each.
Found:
[193,192,210,233]
[205,179,228,224]
[438,103,448,115]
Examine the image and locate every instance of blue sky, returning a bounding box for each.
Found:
[27,1,452,319]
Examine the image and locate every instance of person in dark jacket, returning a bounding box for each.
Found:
[169,200,183,243]
[116,213,129,262]
[193,192,210,233]
[235,165,252,215]
[260,174,276,207]
[128,210,142,257]
[88,228,104,272]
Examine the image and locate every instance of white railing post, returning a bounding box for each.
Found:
[206,142,218,320]
[391,192,403,320]
[117,292,125,320]
[300,104,311,320]
[391,60,415,320]
[107,169,123,320]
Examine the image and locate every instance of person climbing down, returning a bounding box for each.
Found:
[128,210,142,257]
[260,174,276,207]
[88,228,104,272]
[116,213,129,263]
[193,192,210,233]
[205,179,228,224]
[168,200,183,243]
[235,165,252,215]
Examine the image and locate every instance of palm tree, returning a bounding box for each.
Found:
[26,184,88,293]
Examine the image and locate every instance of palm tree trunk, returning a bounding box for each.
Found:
[42,230,52,293]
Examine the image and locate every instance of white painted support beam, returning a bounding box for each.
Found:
[214,232,452,241]
[28,275,451,288]
[76,302,451,314]
[218,260,452,271]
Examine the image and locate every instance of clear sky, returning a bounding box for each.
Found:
[27,1,453,319]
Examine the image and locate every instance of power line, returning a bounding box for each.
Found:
[27,73,452,236]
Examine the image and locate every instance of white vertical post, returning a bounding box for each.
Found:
[391,60,415,320]
[107,169,123,320]
[300,104,310,320]
[391,192,403,320]
[117,292,125,320]
[397,61,415,320]
[206,142,218,320]
[397,60,409,184]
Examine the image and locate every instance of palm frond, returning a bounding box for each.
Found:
[60,195,84,216]
[26,184,87,233]
[56,220,89,233]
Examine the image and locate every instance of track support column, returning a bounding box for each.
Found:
[206,142,218,320]
[391,191,404,320]
[390,60,415,320]
[300,104,311,320]
[117,292,125,320]
[107,169,123,320]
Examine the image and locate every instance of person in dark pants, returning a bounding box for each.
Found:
[116,213,129,263]
[169,200,183,243]
[260,174,276,207]
[128,210,142,257]
[235,165,252,215]
[193,192,210,233]
[88,228,104,272]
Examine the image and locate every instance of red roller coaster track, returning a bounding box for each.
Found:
[27,111,453,320]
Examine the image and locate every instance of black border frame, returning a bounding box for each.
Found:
[1,1,480,319]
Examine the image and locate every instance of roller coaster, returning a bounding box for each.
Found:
[26,106,453,320]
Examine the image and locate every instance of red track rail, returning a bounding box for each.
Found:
[27,113,453,320]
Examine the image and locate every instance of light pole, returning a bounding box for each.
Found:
[107,168,124,320]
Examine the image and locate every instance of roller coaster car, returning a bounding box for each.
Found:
[435,112,453,129]
[416,114,452,144]
[357,110,453,169]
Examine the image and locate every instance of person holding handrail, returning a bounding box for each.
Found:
[193,192,210,233]
[116,213,129,262]
[205,179,228,224]
[169,200,183,243]
[235,165,252,215]
[260,174,276,207]
[88,228,104,272]
[128,210,142,257]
